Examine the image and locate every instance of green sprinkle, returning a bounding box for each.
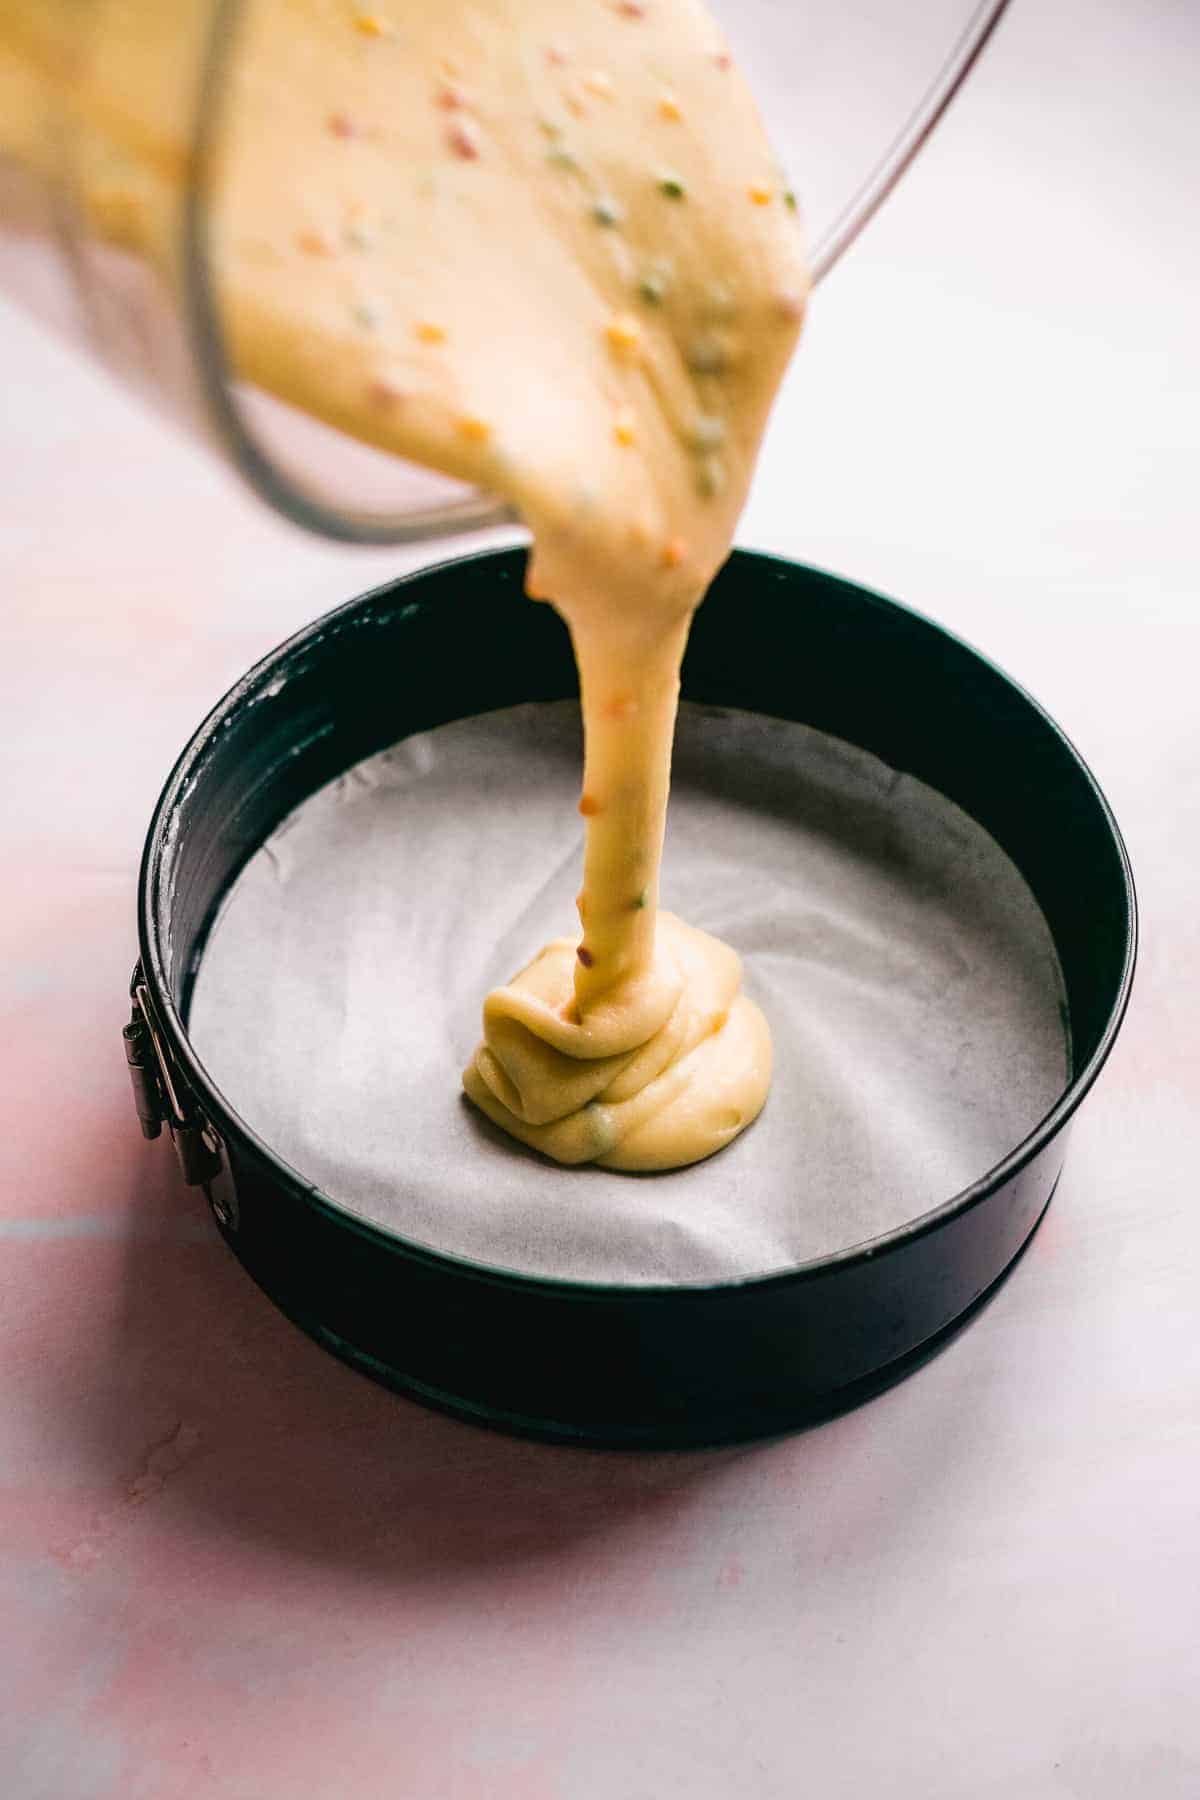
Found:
[586,1102,616,1155]
[538,116,563,139]
[658,172,686,199]
[546,144,578,170]
[351,301,380,329]
[687,335,728,375]
[784,189,798,212]
[632,889,648,909]
[695,455,726,498]
[690,412,726,451]
[637,260,671,305]
[592,196,623,227]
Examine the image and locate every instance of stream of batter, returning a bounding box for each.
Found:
[2,0,807,1169]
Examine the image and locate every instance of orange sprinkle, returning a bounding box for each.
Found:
[578,793,602,817]
[353,12,387,35]
[613,411,636,447]
[367,378,403,409]
[776,289,805,323]
[657,91,682,121]
[710,1009,729,1036]
[415,320,447,344]
[614,0,646,14]
[713,49,732,70]
[446,119,481,159]
[748,184,773,206]
[564,88,589,118]
[436,84,467,110]
[455,414,491,443]
[545,44,569,67]
[660,536,687,569]
[605,313,642,356]
[602,693,635,720]
[295,229,333,256]
[584,71,614,99]
[327,112,356,139]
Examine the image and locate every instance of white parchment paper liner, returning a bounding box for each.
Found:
[189,702,1068,1285]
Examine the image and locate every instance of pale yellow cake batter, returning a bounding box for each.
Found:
[1,0,806,1169]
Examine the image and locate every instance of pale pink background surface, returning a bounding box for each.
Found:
[2,2,1198,1794]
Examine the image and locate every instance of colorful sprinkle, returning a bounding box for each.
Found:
[455,414,491,442]
[564,89,589,118]
[592,196,623,227]
[632,889,648,909]
[446,119,481,159]
[327,112,357,139]
[658,172,686,199]
[713,50,732,70]
[690,413,726,450]
[687,334,729,374]
[353,12,387,35]
[603,691,636,717]
[776,289,805,323]
[614,0,646,14]
[351,302,380,329]
[295,229,333,256]
[637,270,667,305]
[605,313,642,356]
[368,378,403,409]
[657,91,683,121]
[538,116,562,138]
[710,1009,729,1035]
[576,945,595,968]
[415,320,447,343]
[583,71,614,99]
[695,456,725,498]
[784,189,798,212]
[613,412,636,446]
[578,793,602,816]
[545,44,569,67]
[436,84,467,111]
[660,536,687,568]
[546,144,578,170]
[748,184,773,206]
[343,223,373,250]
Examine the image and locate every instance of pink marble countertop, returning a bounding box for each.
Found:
[2,2,1198,1793]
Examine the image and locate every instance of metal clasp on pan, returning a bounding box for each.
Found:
[123,964,238,1231]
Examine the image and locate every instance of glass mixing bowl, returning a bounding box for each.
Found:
[0,0,1008,543]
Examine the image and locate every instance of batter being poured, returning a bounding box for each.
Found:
[7,0,807,1167]
[222,0,806,1169]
